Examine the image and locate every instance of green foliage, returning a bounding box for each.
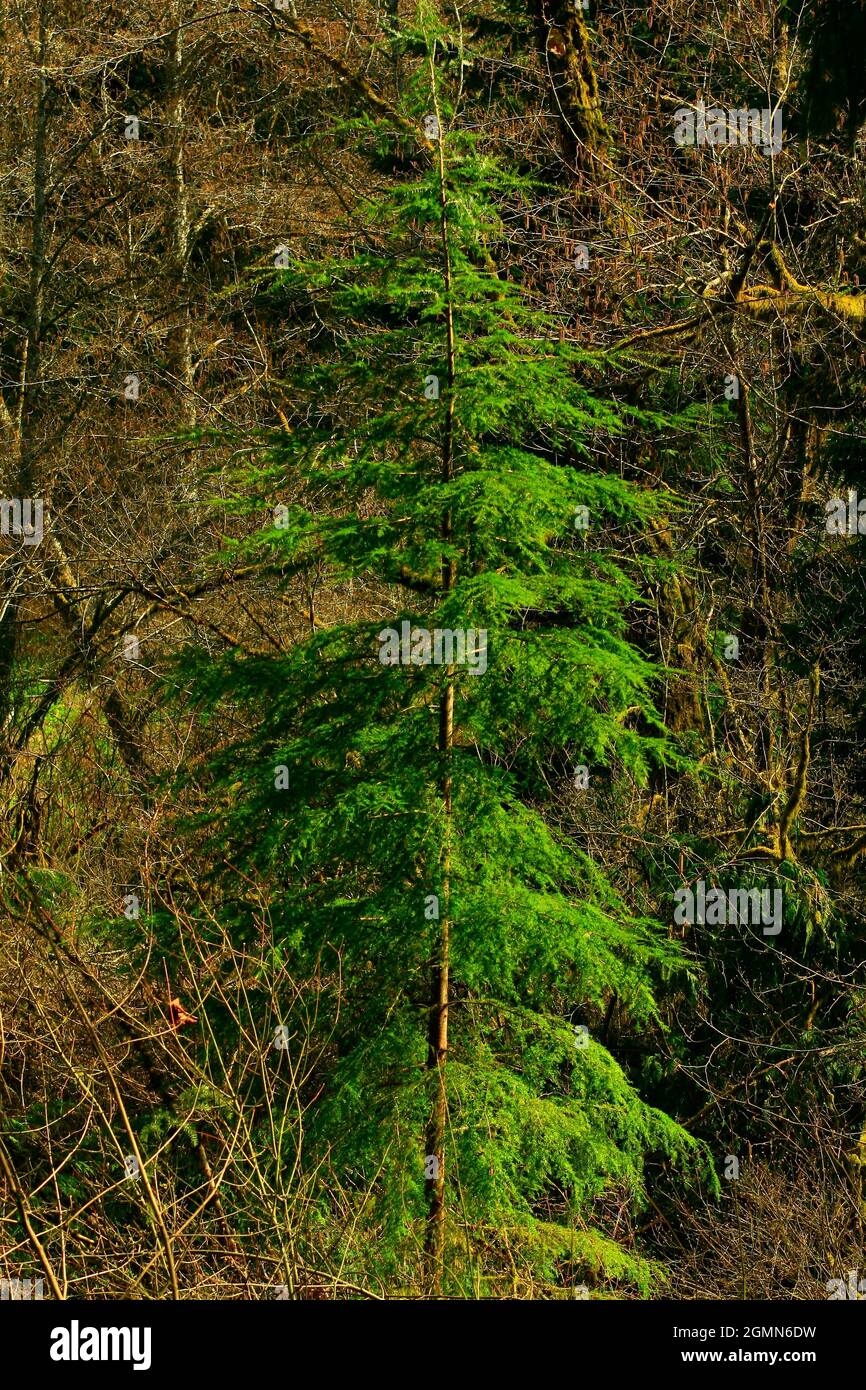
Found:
[173,47,709,1293]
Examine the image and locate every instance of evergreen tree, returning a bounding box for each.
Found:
[176,20,707,1295]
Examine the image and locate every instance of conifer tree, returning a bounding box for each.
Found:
[177,15,706,1295]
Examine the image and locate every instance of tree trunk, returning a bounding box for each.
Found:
[424,51,456,1294]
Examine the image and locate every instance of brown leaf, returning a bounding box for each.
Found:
[167,997,198,1029]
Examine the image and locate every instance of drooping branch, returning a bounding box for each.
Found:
[610,241,866,358]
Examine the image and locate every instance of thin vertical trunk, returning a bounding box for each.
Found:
[736,379,777,791]
[0,2,49,744]
[168,4,195,429]
[423,50,456,1295]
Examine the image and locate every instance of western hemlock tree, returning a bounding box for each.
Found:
[178,24,707,1296]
